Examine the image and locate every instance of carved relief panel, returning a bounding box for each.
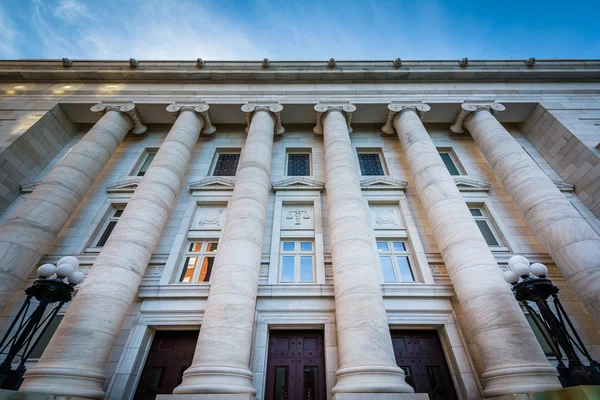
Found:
[369,205,403,229]
[281,205,314,230]
[192,206,227,230]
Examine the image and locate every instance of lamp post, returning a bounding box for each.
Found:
[503,255,600,387]
[0,256,84,390]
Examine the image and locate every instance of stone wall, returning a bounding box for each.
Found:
[520,102,600,217]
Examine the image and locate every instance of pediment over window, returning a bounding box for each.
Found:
[106,177,141,193]
[551,179,574,192]
[271,177,325,192]
[20,182,39,193]
[360,177,408,191]
[189,177,236,192]
[453,177,491,192]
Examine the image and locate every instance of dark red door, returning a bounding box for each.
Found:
[133,330,199,400]
[265,330,326,400]
[391,330,457,400]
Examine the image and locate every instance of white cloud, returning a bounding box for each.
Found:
[52,0,96,23]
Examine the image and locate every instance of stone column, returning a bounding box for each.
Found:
[0,104,146,315]
[451,102,600,324]
[314,104,415,399]
[171,104,283,398]
[20,104,213,399]
[382,103,561,397]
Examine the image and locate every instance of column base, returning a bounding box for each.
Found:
[481,365,561,397]
[333,394,429,400]
[157,395,254,400]
[0,388,96,400]
[484,385,600,400]
[332,365,415,394]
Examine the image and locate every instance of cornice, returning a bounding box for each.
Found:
[1,59,599,83]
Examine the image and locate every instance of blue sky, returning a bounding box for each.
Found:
[1,0,599,60]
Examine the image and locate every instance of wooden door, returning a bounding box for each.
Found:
[391,330,457,400]
[133,330,199,400]
[265,330,326,400]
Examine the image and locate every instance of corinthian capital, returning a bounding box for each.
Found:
[450,102,505,133]
[313,103,356,134]
[241,103,285,134]
[91,103,147,135]
[166,103,216,134]
[381,102,430,134]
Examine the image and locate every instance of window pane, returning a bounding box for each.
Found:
[137,153,156,176]
[475,220,500,246]
[303,366,319,400]
[397,256,415,282]
[273,366,288,400]
[300,242,313,252]
[281,256,295,282]
[282,242,295,252]
[198,256,214,282]
[113,209,123,217]
[525,314,554,356]
[206,242,218,252]
[439,152,460,176]
[28,315,63,358]
[376,241,389,252]
[379,256,397,282]
[287,153,310,176]
[213,153,240,176]
[358,153,384,176]
[188,242,203,252]
[469,208,483,217]
[179,257,198,282]
[299,256,313,282]
[96,220,117,247]
[392,242,406,252]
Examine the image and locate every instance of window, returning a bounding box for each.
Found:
[29,315,63,358]
[357,152,385,176]
[178,241,218,283]
[286,152,311,176]
[377,240,415,283]
[280,240,314,283]
[213,153,240,176]
[438,151,461,176]
[469,208,501,246]
[525,313,555,356]
[135,152,156,176]
[95,208,123,247]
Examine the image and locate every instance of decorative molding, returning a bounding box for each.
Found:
[196,58,205,68]
[166,103,216,134]
[459,57,468,68]
[193,206,226,229]
[61,58,72,68]
[381,102,431,134]
[90,103,147,135]
[393,58,402,68]
[551,179,574,192]
[313,103,356,134]
[328,58,336,68]
[450,102,505,134]
[271,177,325,192]
[20,181,39,193]
[188,176,236,192]
[262,58,270,69]
[453,176,491,192]
[241,103,284,135]
[106,177,141,193]
[360,177,408,191]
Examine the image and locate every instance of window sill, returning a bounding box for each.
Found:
[490,247,510,253]
[85,247,102,254]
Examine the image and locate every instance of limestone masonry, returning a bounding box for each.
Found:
[0,59,598,400]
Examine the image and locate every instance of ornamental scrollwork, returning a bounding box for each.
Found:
[241,103,285,134]
[313,103,356,134]
[381,103,430,134]
[450,102,505,133]
[166,103,216,134]
[91,103,147,134]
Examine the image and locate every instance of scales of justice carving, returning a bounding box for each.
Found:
[286,209,310,225]
[370,205,402,229]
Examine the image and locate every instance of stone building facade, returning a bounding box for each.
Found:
[0,59,599,400]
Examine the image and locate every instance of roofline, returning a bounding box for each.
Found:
[1,59,599,83]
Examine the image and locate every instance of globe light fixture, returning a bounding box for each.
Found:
[504,255,599,387]
[0,257,84,390]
